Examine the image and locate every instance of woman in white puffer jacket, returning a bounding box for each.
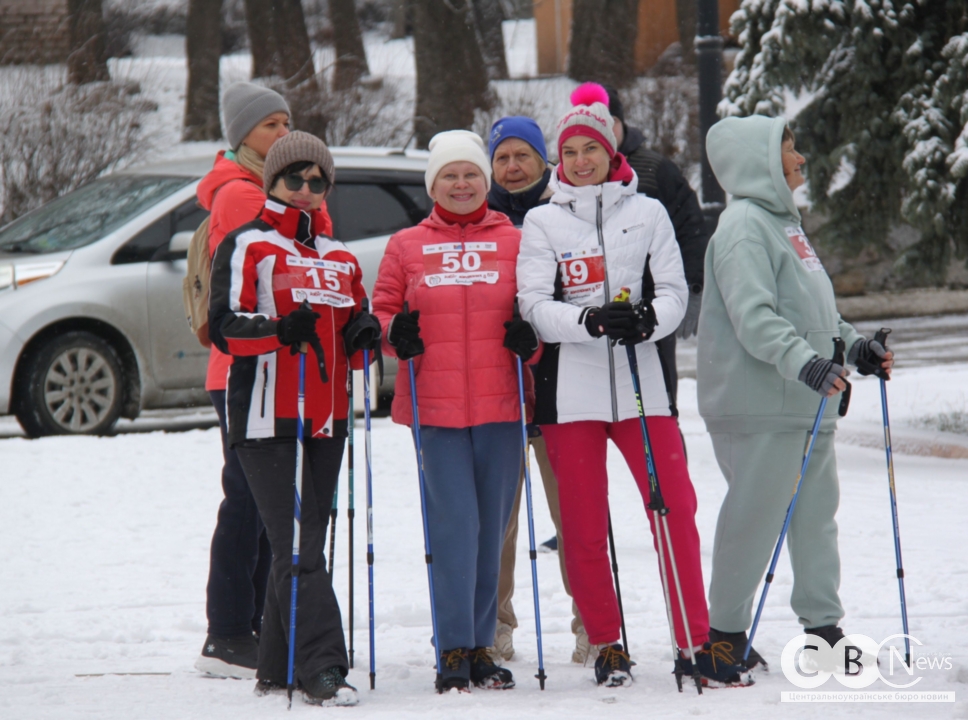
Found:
[516,83,752,690]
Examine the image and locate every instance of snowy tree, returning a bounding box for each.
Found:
[721,0,968,283]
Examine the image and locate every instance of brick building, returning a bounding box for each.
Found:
[0,0,71,65]
[534,0,742,75]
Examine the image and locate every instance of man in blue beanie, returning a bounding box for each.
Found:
[487,116,552,227]
[486,115,590,666]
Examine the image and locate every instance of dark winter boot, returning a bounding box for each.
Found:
[804,625,845,646]
[195,633,258,679]
[253,678,285,697]
[299,667,359,706]
[436,648,471,693]
[469,647,515,689]
[679,642,755,688]
[709,627,768,671]
[594,643,633,687]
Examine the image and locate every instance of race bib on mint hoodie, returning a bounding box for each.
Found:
[785,226,823,272]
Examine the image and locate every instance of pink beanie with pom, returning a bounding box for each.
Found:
[556,83,618,159]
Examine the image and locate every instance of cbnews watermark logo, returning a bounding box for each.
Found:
[779,633,955,703]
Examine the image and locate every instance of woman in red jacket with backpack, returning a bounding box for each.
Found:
[372,130,539,693]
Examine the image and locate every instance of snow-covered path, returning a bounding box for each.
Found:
[1,370,965,718]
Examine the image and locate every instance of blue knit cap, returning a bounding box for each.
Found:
[488,116,548,164]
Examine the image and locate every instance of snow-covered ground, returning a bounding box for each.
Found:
[2,362,965,718]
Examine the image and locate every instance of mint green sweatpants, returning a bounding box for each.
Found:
[707,430,845,633]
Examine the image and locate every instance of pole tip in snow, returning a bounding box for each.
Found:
[370,672,375,690]
[535,668,547,690]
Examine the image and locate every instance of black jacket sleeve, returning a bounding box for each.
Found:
[626,142,709,292]
[653,157,708,292]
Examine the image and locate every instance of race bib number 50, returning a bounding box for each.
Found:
[422,242,499,287]
[558,247,606,302]
[286,255,355,308]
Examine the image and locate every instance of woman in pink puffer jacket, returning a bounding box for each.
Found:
[372,130,538,694]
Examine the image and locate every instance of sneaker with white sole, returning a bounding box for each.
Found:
[195,633,258,679]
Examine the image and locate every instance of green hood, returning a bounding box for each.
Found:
[707,115,800,222]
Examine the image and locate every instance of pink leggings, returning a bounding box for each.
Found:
[542,416,709,649]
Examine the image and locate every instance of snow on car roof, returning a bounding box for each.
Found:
[122,146,429,179]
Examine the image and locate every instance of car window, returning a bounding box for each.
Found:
[328,183,431,242]
[173,200,208,234]
[0,176,193,255]
[112,197,209,265]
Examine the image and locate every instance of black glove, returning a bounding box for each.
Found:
[343,310,382,355]
[503,318,538,361]
[620,301,657,346]
[584,301,656,345]
[277,303,320,347]
[388,309,424,361]
[799,357,848,396]
[849,338,888,377]
[583,301,637,339]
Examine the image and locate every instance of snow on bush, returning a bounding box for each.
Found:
[0,69,156,223]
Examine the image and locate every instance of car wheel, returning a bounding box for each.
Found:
[15,331,124,437]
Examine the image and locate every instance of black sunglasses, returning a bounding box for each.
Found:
[282,174,329,194]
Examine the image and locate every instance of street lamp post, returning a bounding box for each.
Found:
[696,0,725,234]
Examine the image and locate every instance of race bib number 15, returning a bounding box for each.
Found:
[286,255,355,308]
[558,247,606,302]
[422,242,499,287]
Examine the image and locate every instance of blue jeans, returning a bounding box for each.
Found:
[419,421,522,652]
[206,390,271,637]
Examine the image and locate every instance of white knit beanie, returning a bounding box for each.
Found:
[424,130,492,196]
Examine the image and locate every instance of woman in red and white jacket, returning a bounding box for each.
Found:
[371,130,539,694]
[209,131,380,706]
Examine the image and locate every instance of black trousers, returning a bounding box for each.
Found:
[655,333,679,408]
[207,390,271,637]
[236,436,349,684]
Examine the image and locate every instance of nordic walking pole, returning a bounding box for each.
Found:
[286,344,308,708]
[347,363,355,668]
[363,343,376,689]
[403,301,443,691]
[606,514,629,657]
[511,302,546,689]
[745,338,847,664]
[871,328,911,667]
[625,341,702,694]
[327,483,338,578]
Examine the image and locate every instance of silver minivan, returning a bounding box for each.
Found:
[0,147,429,436]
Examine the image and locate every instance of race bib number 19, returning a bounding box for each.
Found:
[558,247,606,302]
[422,242,499,287]
[286,255,355,308]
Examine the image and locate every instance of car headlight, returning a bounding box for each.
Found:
[0,261,65,290]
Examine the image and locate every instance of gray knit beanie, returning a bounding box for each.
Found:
[263,131,336,194]
[222,82,290,151]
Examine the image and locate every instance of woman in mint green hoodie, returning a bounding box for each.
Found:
[697,116,893,670]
